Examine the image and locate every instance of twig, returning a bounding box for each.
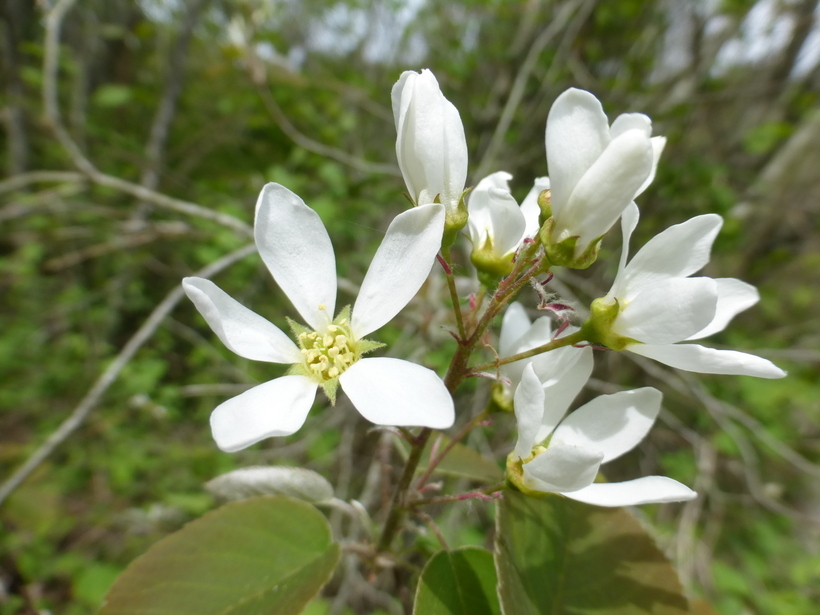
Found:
[256,84,400,176]
[0,243,256,507]
[473,0,583,180]
[414,510,449,551]
[0,171,84,195]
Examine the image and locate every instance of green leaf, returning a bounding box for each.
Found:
[414,547,501,615]
[495,492,689,614]
[395,434,503,484]
[100,496,340,615]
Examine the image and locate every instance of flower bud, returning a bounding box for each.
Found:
[392,69,468,220]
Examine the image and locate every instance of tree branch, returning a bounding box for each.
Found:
[0,243,257,507]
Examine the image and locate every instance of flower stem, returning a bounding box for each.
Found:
[415,409,490,490]
[440,246,466,341]
[470,329,587,372]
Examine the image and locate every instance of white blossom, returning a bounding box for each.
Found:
[466,172,540,262]
[183,183,454,452]
[545,88,665,255]
[392,69,468,215]
[511,363,696,507]
[497,302,592,408]
[597,203,786,379]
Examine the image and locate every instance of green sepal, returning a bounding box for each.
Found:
[333,305,351,324]
[539,217,603,269]
[471,239,515,284]
[490,383,514,413]
[320,377,339,405]
[505,452,550,499]
[287,317,312,341]
[286,363,308,377]
[442,188,471,249]
[357,339,386,355]
[537,189,552,228]
[579,297,639,351]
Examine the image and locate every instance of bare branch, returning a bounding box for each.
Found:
[40,0,253,237]
[473,0,587,180]
[256,84,401,177]
[0,243,257,507]
[0,170,84,195]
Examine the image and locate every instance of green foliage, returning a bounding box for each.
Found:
[495,492,689,614]
[413,547,501,615]
[396,433,503,484]
[99,496,340,614]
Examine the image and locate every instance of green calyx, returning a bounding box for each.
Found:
[579,297,636,351]
[470,236,515,282]
[537,189,552,228]
[441,188,471,249]
[538,217,602,270]
[505,451,549,499]
[489,382,514,413]
[287,306,384,404]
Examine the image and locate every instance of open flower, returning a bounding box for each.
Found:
[183,183,455,452]
[494,302,592,411]
[466,172,540,278]
[543,88,664,262]
[508,364,696,507]
[392,69,468,217]
[584,202,786,379]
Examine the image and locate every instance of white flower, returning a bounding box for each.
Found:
[511,363,696,507]
[594,202,786,379]
[545,88,665,255]
[392,69,468,215]
[183,183,455,452]
[466,172,540,275]
[496,302,592,409]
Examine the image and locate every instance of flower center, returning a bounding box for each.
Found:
[297,319,358,382]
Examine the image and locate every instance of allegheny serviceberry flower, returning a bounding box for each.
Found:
[508,363,696,506]
[541,88,665,267]
[183,183,455,452]
[392,69,468,241]
[494,302,592,411]
[466,172,540,279]
[584,203,786,378]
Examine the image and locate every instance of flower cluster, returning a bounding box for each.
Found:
[184,67,785,511]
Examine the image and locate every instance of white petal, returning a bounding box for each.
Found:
[467,171,513,247]
[629,343,787,378]
[533,346,594,443]
[558,129,654,250]
[352,204,444,337]
[392,71,421,201]
[552,388,661,464]
[500,316,554,388]
[565,476,697,507]
[688,278,759,340]
[636,136,666,197]
[254,184,336,330]
[340,358,454,428]
[520,176,549,238]
[610,113,652,138]
[614,277,717,344]
[546,88,610,217]
[210,376,317,452]
[609,201,640,300]
[440,91,469,210]
[183,277,300,364]
[499,302,531,358]
[513,364,545,459]
[486,188,527,257]
[620,214,723,300]
[523,445,603,493]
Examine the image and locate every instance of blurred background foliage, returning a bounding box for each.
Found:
[1,0,819,613]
